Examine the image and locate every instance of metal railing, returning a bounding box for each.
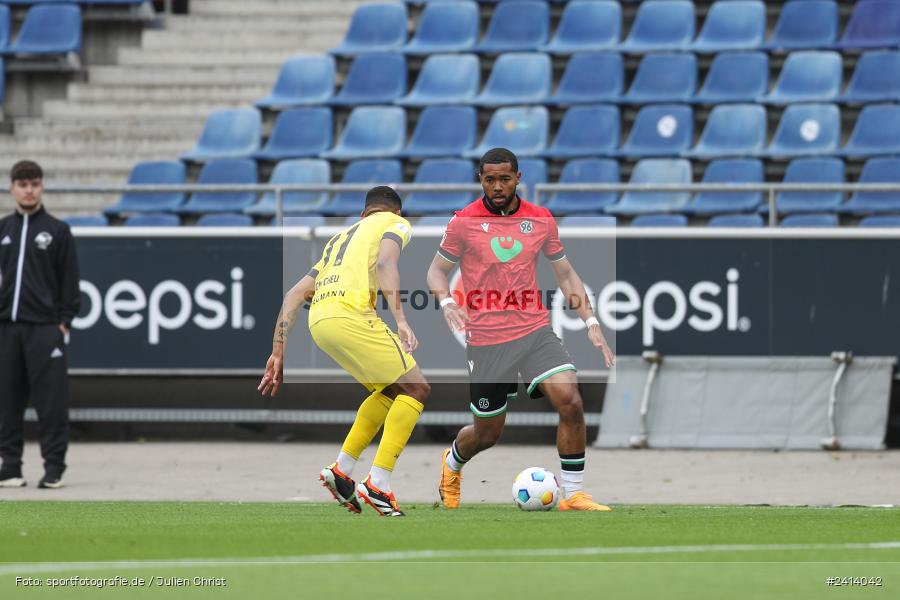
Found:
[44,182,900,227]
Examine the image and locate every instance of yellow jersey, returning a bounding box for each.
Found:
[308,211,412,325]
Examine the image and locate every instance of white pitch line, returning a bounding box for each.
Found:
[1,541,899,575]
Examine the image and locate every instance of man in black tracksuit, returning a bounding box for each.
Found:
[0,160,80,489]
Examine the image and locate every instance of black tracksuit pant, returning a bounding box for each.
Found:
[0,322,69,476]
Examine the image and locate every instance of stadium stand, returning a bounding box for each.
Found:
[517,157,548,200]
[840,104,900,157]
[180,108,261,162]
[631,214,689,227]
[546,52,624,105]
[691,0,765,53]
[124,213,180,227]
[64,214,108,226]
[707,213,765,228]
[771,157,845,214]
[622,53,697,104]
[693,51,768,104]
[838,51,900,104]
[331,2,407,55]
[321,106,406,160]
[465,106,549,159]
[176,158,257,214]
[540,0,621,54]
[761,51,842,104]
[2,3,82,59]
[859,216,900,228]
[541,105,620,159]
[103,160,186,216]
[399,105,478,158]
[606,158,692,215]
[619,0,695,53]
[840,158,900,214]
[763,0,838,50]
[780,213,840,227]
[255,55,336,109]
[196,213,254,227]
[835,0,900,49]
[396,53,480,106]
[403,0,478,55]
[245,159,331,216]
[251,108,333,162]
[475,0,550,53]
[542,158,619,214]
[764,103,840,157]
[403,158,475,215]
[685,104,766,159]
[320,159,403,216]
[473,52,551,106]
[329,52,407,106]
[684,158,764,214]
[558,215,617,227]
[616,104,693,157]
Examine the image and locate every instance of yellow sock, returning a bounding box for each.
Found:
[372,394,424,472]
[340,391,393,460]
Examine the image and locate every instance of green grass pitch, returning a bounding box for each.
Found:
[1,502,898,599]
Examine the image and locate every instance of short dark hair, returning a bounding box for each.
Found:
[10,160,43,183]
[365,185,402,210]
[478,148,518,174]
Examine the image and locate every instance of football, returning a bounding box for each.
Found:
[512,467,560,511]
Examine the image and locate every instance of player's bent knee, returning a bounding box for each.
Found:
[555,393,584,421]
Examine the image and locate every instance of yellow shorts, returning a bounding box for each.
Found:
[310,316,417,392]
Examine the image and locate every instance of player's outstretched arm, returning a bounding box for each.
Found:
[550,257,615,368]
[377,238,418,353]
[258,273,316,397]
[427,254,468,332]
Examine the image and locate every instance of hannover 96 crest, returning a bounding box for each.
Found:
[519,220,533,234]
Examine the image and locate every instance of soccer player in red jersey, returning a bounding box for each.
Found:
[427,148,615,511]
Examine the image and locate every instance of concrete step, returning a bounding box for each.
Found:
[187,1,361,18]
[0,137,190,154]
[13,119,204,140]
[42,99,248,119]
[42,194,123,212]
[116,47,301,67]
[0,155,174,171]
[163,16,351,35]
[138,33,342,52]
[88,65,280,86]
[141,27,345,48]
[68,83,270,103]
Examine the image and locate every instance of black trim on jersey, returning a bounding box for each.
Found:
[546,250,567,262]
[385,328,408,370]
[437,248,459,264]
[382,232,404,250]
[306,268,319,279]
[480,195,521,216]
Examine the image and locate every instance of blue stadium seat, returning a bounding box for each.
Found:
[772,157,845,213]
[619,0,694,53]
[181,108,261,162]
[124,213,181,227]
[397,53,480,106]
[321,159,403,215]
[403,158,475,214]
[196,214,254,227]
[631,214,689,227]
[400,105,477,158]
[764,0,837,51]
[475,0,549,53]
[840,104,900,157]
[331,2,407,55]
[616,104,693,158]
[838,51,900,103]
[606,158,692,215]
[255,55,335,108]
[321,106,406,160]
[859,215,900,227]
[547,52,624,105]
[177,159,258,214]
[690,0,765,53]
[473,52,551,106]
[541,105,620,158]
[517,158,548,201]
[403,0,478,54]
[558,215,617,227]
[540,0,621,54]
[707,214,765,228]
[464,106,549,158]
[416,215,453,227]
[64,214,108,226]
[280,215,325,228]
[103,161,186,215]
[543,158,619,214]
[835,0,900,49]
[686,104,766,158]
[780,214,839,228]
[2,4,81,56]
[764,103,840,157]
[330,53,407,106]
[840,158,900,214]
[685,158,764,214]
[245,159,331,216]
[252,108,332,161]
[761,51,842,104]
[693,51,768,104]
[622,53,697,104]
[0,6,10,50]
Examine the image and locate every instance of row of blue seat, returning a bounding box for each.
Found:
[333,1,900,56]
[0,3,81,55]
[181,103,900,163]
[102,156,900,217]
[257,51,900,110]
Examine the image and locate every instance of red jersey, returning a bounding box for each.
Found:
[438,196,566,346]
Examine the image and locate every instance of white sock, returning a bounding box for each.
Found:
[336,451,357,476]
[368,466,392,492]
[560,469,584,499]
[445,440,468,472]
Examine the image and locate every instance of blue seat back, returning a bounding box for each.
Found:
[186,159,258,212]
[333,53,406,104]
[328,106,407,158]
[125,214,180,227]
[841,51,900,103]
[708,214,764,228]
[196,214,254,227]
[695,51,768,103]
[474,106,549,157]
[12,4,81,53]
[848,158,900,210]
[399,53,480,105]
[333,2,407,53]
[558,215,617,228]
[477,0,549,52]
[545,158,619,213]
[624,53,697,103]
[65,214,108,227]
[405,0,478,53]
[405,105,478,157]
[765,51,842,103]
[477,52,551,104]
[839,1,900,49]
[249,159,331,215]
[691,0,765,52]
[619,104,693,156]
[859,215,900,227]
[691,158,764,213]
[188,108,261,159]
[0,6,10,49]
[110,161,187,214]
[692,104,766,156]
[843,104,900,156]
[776,157,844,212]
[611,159,692,214]
[517,158,547,201]
[766,0,837,50]
[767,104,840,156]
[326,160,404,215]
[257,54,335,107]
[632,214,688,227]
[258,107,332,158]
[550,52,623,104]
[546,105,620,157]
[621,0,694,52]
[404,159,476,214]
[780,214,839,228]
[544,0,621,52]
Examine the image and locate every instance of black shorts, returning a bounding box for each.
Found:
[466,326,576,418]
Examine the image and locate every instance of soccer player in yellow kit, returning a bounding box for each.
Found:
[259,186,429,517]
